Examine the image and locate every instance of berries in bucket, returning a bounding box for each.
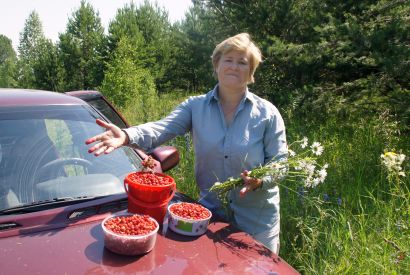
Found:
[167,202,212,236]
[102,213,159,256]
[124,171,176,224]
[124,172,176,203]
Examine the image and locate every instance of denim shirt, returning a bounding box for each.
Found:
[124,85,287,236]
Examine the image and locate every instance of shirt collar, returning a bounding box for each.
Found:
[208,84,255,105]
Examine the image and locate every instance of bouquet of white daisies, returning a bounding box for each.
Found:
[209,137,328,212]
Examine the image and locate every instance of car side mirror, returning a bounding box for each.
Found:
[150,146,180,172]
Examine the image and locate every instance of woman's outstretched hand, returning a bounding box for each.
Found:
[85,119,129,156]
[239,170,262,197]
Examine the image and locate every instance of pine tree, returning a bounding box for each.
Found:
[108,0,176,92]
[33,39,65,91]
[58,0,106,91]
[17,11,45,88]
[0,35,17,88]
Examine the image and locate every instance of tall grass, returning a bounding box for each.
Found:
[281,111,409,274]
[121,91,409,273]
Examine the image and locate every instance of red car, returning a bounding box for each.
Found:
[0,89,299,274]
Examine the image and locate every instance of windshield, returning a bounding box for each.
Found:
[0,105,142,211]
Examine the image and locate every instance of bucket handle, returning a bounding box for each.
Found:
[123,180,129,194]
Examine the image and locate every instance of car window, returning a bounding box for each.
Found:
[86,98,127,128]
[0,105,142,210]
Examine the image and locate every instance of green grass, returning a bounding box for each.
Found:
[280,113,409,274]
[121,90,409,274]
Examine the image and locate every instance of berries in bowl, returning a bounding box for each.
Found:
[167,202,212,236]
[102,212,159,256]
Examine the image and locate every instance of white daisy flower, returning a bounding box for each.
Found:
[301,137,308,148]
[312,177,321,187]
[318,168,327,182]
[311,142,324,156]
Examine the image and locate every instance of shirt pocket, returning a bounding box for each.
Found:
[234,120,266,168]
[240,117,266,143]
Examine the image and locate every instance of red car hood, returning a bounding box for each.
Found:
[0,194,299,274]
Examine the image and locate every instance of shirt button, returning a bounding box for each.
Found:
[224,155,228,159]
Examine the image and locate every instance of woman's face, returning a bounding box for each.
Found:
[216,50,250,91]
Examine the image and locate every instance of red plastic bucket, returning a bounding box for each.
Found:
[127,195,171,224]
[124,172,176,204]
[124,171,176,224]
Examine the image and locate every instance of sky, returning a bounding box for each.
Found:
[0,0,192,51]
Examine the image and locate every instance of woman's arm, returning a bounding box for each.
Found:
[239,106,288,195]
[123,98,193,152]
[260,109,288,190]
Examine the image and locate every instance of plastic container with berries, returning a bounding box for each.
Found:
[101,212,159,256]
[167,202,212,236]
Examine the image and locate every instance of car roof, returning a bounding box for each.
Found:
[65,90,102,99]
[0,88,87,107]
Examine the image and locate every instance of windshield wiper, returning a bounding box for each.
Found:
[0,196,105,215]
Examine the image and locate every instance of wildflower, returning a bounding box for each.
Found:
[312,177,321,187]
[304,176,313,188]
[311,142,324,156]
[295,159,316,174]
[267,162,287,173]
[209,137,327,215]
[297,186,306,196]
[381,152,406,177]
[294,161,303,170]
[318,167,327,183]
[305,162,316,177]
[301,137,308,148]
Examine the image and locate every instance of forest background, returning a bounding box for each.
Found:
[0,0,409,273]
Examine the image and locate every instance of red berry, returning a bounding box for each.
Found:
[170,203,210,220]
[104,215,157,236]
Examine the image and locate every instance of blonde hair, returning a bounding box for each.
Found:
[211,33,262,83]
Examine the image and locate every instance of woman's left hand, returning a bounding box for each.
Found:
[239,170,262,197]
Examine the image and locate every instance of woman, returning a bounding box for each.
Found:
[86,33,287,253]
